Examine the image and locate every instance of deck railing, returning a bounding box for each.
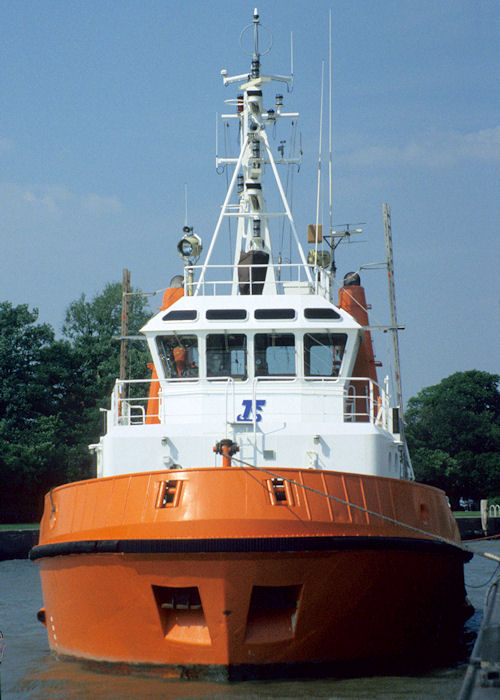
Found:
[107,376,393,432]
[343,377,390,430]
[185,262,332,299]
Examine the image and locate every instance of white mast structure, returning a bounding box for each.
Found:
[195,8,313,296]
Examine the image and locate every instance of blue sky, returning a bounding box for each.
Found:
[0,0,498,402]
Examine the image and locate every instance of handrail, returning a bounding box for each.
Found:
[343,377,390,429]
[187,261,331,298]
[108,375,392,430]
[225,377,235,436]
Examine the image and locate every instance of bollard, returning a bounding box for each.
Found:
[213,439,239,468]
[480,499,489,536]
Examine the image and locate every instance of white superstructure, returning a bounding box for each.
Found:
[92,9,408,483]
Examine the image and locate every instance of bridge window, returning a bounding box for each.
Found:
[157,335,199,378]
[304,307,341,320]
[255,333,295,377]
[162,309,197,321]
[207,334,247,380]
[255,308,296,320]
[304,333,347,377]
[206,309,247,320]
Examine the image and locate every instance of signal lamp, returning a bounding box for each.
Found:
[177,227,203,264]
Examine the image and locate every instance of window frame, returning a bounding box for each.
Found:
[206,332,248,381]
[156,334,200,379]
[254,332,296,378]
[303,331,348,379]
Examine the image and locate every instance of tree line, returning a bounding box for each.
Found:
[0,284,151,522]
[405,369,500,507]
[0,284,498,522]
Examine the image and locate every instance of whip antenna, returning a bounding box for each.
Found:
[328,9,333,232]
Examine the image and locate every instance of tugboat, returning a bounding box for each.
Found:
[30,10,472,679]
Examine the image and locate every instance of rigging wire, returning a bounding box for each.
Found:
[223,121,233,262]
[288,122,298,269]
[314,61,325,270]
[278,120,298,274]
[336,278,389,331]
[230,456,500,565]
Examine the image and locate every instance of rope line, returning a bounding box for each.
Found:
[230,456,500,564]
[466,563,500,589]
[463,532,500,543]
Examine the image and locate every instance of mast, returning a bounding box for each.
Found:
[196,8,312,294]
[119,268,131,382]
[383,203,412,479]
[382,204,402,409]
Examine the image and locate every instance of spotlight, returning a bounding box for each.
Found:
[177,228,203,264]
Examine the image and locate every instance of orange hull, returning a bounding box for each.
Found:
[31,468,471,677]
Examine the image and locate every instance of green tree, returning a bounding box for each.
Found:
[0,302,83,521]
[405,371,500,503]
[62,282,152,443]
[0,284,153,523]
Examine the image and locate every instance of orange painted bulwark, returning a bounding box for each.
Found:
[31,468,471,675]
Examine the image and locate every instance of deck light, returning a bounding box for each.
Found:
[177,226,203,264]
[177,226,202,296]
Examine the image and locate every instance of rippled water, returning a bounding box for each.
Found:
[1,541,498,699]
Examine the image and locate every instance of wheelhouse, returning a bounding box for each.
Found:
[143,295,360,384]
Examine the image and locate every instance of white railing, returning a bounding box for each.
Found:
[186,262,332,298]
[107,375,393,431]
[110,377,208,427]
[343,377,391,431]
[111,379,159,427]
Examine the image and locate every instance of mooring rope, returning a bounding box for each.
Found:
[230,456,500,565]
[466,564,500,589]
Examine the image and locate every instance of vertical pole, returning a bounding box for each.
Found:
[120,269,131,382]
[382,204,403,409]
[383,204,410,479]
[314,61,325,294]
[328,9,333,243]
[481,499,489,536]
